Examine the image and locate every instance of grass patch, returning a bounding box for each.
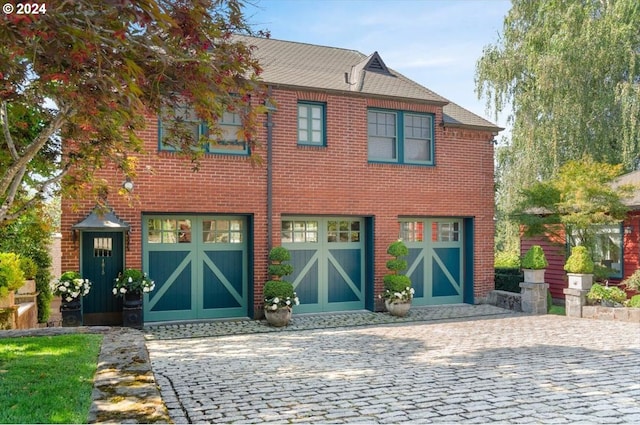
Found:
[0,334,102,424]
[549,304,566,315]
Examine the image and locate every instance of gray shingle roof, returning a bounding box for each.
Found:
[614,170,640,209]
[239,36,500,132]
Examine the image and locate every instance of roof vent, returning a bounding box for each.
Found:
[364,52,390,75]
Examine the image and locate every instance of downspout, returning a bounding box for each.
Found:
[266,85,274,251]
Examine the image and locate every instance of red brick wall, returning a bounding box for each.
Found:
[61,87,496,317]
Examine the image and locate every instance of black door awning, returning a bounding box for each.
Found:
[72,205,130,231]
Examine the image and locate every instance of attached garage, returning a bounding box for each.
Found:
[143,215,249,322]
[282,217,369,313]
[400,218,473,305]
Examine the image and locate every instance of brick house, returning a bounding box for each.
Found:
[61,36,501,325]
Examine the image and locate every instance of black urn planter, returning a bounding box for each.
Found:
[60,297,82,327]
[122,293,143,329]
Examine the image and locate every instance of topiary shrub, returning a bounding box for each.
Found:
[381,240,413,302]
[564,246,594,274]
[521,245,548,270]
[268,246,291,263]
[264,246,298,310]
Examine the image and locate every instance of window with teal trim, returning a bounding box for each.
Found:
[159,106,248,155]
[298,102,325,146]
[570,224,623,278]
[367,109,433,165]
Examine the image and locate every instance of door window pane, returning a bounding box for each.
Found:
[94,237,113,257]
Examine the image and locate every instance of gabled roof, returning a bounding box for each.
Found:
[240,35,501,132]
[614,170,640,209]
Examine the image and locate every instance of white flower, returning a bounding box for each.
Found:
[410,288,415,294]
[394,292,402,298]
[285,300,291,305]
[65,296,73,302]
[59,286,67,292]
[294,297,300,305]
[64,281,70,287]
[128,277,133,283]
[120,287,127,294]
[273,297,280,304]
[150,284,155,291]
[143,287,149,293]
[112,288,117,295]
[270,304,278,311]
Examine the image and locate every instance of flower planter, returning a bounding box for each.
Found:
[385,300,411,317]
[523,268,545,284]
[60,297,82,327]
[17,279,36,295]
[0,291,15,309]
[264,306,292,327]
[567,273,593,291]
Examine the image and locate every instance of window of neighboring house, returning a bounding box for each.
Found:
[159,106,248,155]
[571,224,623,278]
[298,102,325,146]
[367,109,434,165]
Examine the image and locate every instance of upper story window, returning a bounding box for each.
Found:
[367,109,434,165]
[298,102,325,146]
[159,105,248,155]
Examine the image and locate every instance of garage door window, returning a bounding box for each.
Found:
[282,220,318,243]
[327,220,360,243]
[203,219,243,243]
[400,221,424,242]
[147,219,192,243]
[433,221,459,242]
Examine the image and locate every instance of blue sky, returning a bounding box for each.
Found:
[245,0,512,131]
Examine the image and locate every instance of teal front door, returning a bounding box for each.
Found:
[283,217,365,313]
[81,231,124,325]
[143,215,248,322]
[400,219,464,305]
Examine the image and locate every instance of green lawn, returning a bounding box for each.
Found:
[0,334,102,424]
[549,304,566,315]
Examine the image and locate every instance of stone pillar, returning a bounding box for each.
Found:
[520,282,549,314]
[563,287,587,318]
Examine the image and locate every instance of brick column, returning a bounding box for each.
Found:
[520,282,549,314]
[563,287,587,318]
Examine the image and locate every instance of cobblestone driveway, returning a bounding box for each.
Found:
[147,314,640,423]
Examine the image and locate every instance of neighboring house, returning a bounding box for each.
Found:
[61,36,501,325]
[521,170,640,300]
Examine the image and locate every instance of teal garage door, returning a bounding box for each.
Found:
[400,219,464,305]
[282,217,365,313]
[143,215,248,322]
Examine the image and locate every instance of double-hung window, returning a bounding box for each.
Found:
[159,105,248,155]
[298,102,325,146]
[367,109,434,165]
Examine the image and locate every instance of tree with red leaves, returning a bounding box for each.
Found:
[0,0,267,224]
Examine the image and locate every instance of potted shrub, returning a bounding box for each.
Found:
[0,252,25,308]
[52,271,92,327]
[621,269,640,294]
[113,269,155,328]
[586,283,627,307]
[380,240,414,317]
[18,257,38,295]
[564,246,595,291]
[521,245,548,283]
[264,246,298,327]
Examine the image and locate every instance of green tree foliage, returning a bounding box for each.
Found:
[0,202,53,322]
[0,0,267,224]
[476,0,640,251]
[516,158,634,252]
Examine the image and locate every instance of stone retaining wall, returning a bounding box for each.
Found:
[581,306,640,323]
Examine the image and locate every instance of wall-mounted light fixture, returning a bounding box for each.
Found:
[122,177,134,192]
